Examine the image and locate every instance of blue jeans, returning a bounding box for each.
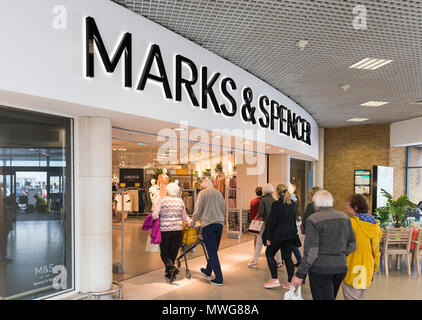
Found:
[292,246,302,262]
[201,223,223,283]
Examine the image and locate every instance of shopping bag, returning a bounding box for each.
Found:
[248,219,264,234]
[145,235,160,253]
[283,286,304,300]
[182,225,198,246]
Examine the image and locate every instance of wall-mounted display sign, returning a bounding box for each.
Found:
[119,168,144,188]
[354,170,371,195]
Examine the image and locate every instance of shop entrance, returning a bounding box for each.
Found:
[111,127,255,281]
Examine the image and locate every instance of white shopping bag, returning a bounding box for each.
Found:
[248,219,264,234]
[284,286,304,300]
[145,235,160,253]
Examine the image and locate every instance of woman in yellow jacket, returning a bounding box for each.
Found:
[343,194,382,300]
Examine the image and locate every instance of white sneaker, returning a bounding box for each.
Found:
[248,262,257,268]
[264,279,280,289]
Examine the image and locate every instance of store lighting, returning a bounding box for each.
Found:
[279,149,285,153]
[349,58,393,70]
[244,141,251,145]
[173,128,186,131]
[360,101,389,107]
[347,118,369,122]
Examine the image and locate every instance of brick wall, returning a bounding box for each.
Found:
[324,124,406,213]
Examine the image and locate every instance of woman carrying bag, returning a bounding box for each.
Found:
[248,184,282,269]
[263,184,298,289]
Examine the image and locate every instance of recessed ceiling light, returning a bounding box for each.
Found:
[347,118,369,122]
[341,84,350,92]
[113,148,117,151]
[409,101,422,105]
[360,101,389,107]
[349,58,393,70]
[173,128,185,131]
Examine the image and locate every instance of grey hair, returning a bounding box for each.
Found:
[262,183,274,195]
[201,178,212,189]
[313,190,334,208]
[166,182,180,197]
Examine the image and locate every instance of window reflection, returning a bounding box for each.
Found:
[0,107,73,299]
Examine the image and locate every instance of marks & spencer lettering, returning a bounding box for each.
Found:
[85,16,311,146]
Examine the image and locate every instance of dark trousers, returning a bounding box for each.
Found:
[308,271,347,300]
[202,223,223,283]
[292,246,302,262]
[159,230,182,274]
[265,239,295,281]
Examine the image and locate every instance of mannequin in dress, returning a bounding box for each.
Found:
[149,179,160,210]
[158,168,169,198]
[213,171,226,198]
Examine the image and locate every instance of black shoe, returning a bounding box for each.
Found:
[165,272,170,279]
[200,268,211,278]
[210,279,223,286]
[170,269,179,283]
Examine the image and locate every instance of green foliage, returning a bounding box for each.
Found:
[202,168,211,177]
[374,188,418,227]
[193,170,198,176]
[215,162,223,173]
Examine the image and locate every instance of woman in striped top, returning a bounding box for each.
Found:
[152,182,191,282]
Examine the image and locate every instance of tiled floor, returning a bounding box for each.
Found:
[120,239,422,300]
[113,218,255,281]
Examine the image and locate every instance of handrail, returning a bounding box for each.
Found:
[87,281,123,300]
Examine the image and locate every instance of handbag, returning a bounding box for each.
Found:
[145,235,160,253]
[284,286,304,300]
[248,219,264,234]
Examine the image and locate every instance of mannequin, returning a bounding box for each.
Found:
[213,171,226,198]
[149,179,160,211]
[158,168,169,198]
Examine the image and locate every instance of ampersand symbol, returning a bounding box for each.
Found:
[241,87,256,124]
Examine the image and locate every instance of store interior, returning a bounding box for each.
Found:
[110,126,315,281]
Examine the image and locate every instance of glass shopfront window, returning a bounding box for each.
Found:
[290,158,314,218]
[407,146,422,205]
[0,106,73,299]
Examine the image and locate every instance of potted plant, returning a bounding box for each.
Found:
[214,162,223,173]
[202,168,211,177]
[374,189,418,228]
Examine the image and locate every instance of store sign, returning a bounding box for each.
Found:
[85,17,312,146]
[119,168,144,188]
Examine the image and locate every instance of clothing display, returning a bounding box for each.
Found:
[128,189,139,212]
[158,173,169,198]
[149,183,160,210]
[213,173,226,198]
[229,176,237,199]
[114,193,132,212]
[182,192,194,214]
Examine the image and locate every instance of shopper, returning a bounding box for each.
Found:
[152,182,191,283]
[291,190,356,300]
[342,194,382,300]
[250,187,262,221]
[263,184,298,289]
[192,178,226,286]
[300,186,321,235]
[248,184,282,269]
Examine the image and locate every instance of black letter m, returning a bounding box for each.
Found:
[85,16,132,87]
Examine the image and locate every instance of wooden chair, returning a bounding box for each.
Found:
[412,229,422,276]
[383,228,412,276]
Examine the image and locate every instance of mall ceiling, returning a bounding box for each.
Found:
[112,0,422,128]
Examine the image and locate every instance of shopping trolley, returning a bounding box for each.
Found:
[176,223,209,279]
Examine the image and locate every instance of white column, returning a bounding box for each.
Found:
[77,117,112,293]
